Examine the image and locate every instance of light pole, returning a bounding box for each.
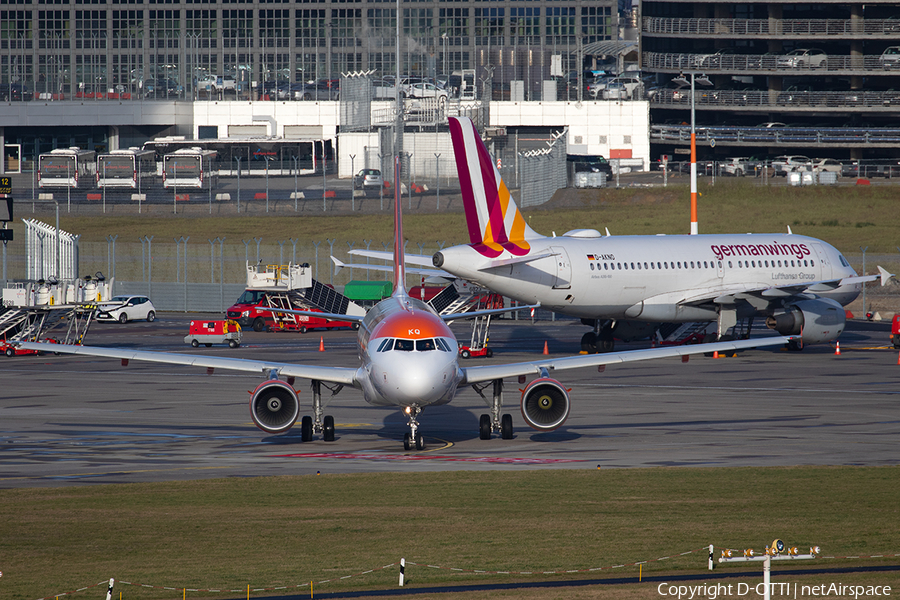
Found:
[234,156,242,212]
[349,153,356,211]
[672,71,711,235]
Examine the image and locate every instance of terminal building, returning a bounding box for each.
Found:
[2,0,899,176]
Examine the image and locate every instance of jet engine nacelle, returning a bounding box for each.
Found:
[249,380,300,434]
[765,297,846,344]
[520,378,570,431]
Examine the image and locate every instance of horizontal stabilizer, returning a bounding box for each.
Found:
[331,255,451,278]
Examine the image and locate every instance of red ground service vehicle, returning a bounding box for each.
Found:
[226,289,357,333]
[2,338,59,357]
[891,315,900,349]
[184,319,242,348]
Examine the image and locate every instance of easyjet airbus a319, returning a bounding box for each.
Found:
[350,117,892,353]
[22,158,790,449]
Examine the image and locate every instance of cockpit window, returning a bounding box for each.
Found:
[839,254,850,268]
[435,338,453,352]
[416,339,436,351]
[376,338,393,352]
[394,339,415,352]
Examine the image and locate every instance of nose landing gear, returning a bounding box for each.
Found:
[403,405,425,450]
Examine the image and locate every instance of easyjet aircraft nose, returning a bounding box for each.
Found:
[369,340,460,406]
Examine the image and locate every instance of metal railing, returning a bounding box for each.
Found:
[650,89,900,110]
[643,16,900,37]
[651,124,900,148]
[643,51,899,73]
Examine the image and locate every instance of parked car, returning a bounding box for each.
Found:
[771,155,812,176]
[372,78,399,99]
[406,82,448,102]
[880,46,900,70]
[353,168,383,189]
[96,295,157,323]
[776,48,827,69]
[0,82,31,101]
[292,82,340,101]
[722,157,752,176]
[215,75,237,92]
[812,158,843,176]
[598,76,642,100]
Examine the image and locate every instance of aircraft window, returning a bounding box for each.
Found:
[637,263,642,270]
[435,338,453,352]
[604,263,608,270]
[377,338,393,352]
[657,262,662,269]
[690,261,694,269]
[590,263,595,271]
[840,255,850,267]
[416,339,436,351]
[811,260,815,266]
[804,260,808,267]
[617,263,621,270]
[738,261,742,268]
[677,262,681,269]
[728,261,733,268]
[624,263,629,270]
[650,262,655,270]
[663,262,668,269]
[631,262,636,270]
[395,339,414,352]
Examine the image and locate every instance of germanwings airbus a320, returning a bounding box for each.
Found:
[21,158,790,450]
[351,116,891,353]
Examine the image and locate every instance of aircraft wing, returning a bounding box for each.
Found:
[332,256,451,278]
[17,342,359,386]
[349,249,435,267]
[459,336,790,385]
[677,266,894,306]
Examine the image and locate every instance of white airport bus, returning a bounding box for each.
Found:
[162,148,218,189]
[38,147,97,189]
[97,148,158,190]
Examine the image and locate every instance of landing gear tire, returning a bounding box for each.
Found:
[501,414,513,439]
[301,415,313,441]
[479,414,491,440]
[252,318,266,332]
[415,433,425,450]
[323,415,335,442]
[597,330,615,353]
[581,332,598,353]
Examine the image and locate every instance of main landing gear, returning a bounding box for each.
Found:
[473,379,514,440]
[403,405,425,450]
[301,379,339,442]
[581,319,615,353]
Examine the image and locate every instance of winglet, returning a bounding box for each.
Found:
[878,265,894,287]
[787,225,793,235]
[331,256,345,275]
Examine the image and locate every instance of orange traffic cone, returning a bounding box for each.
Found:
[542,341,549,355]
[319,336,325,352]
[834,341,841,356]
[713,350,719,359]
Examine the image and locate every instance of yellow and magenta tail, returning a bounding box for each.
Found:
[449,117,540,258]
